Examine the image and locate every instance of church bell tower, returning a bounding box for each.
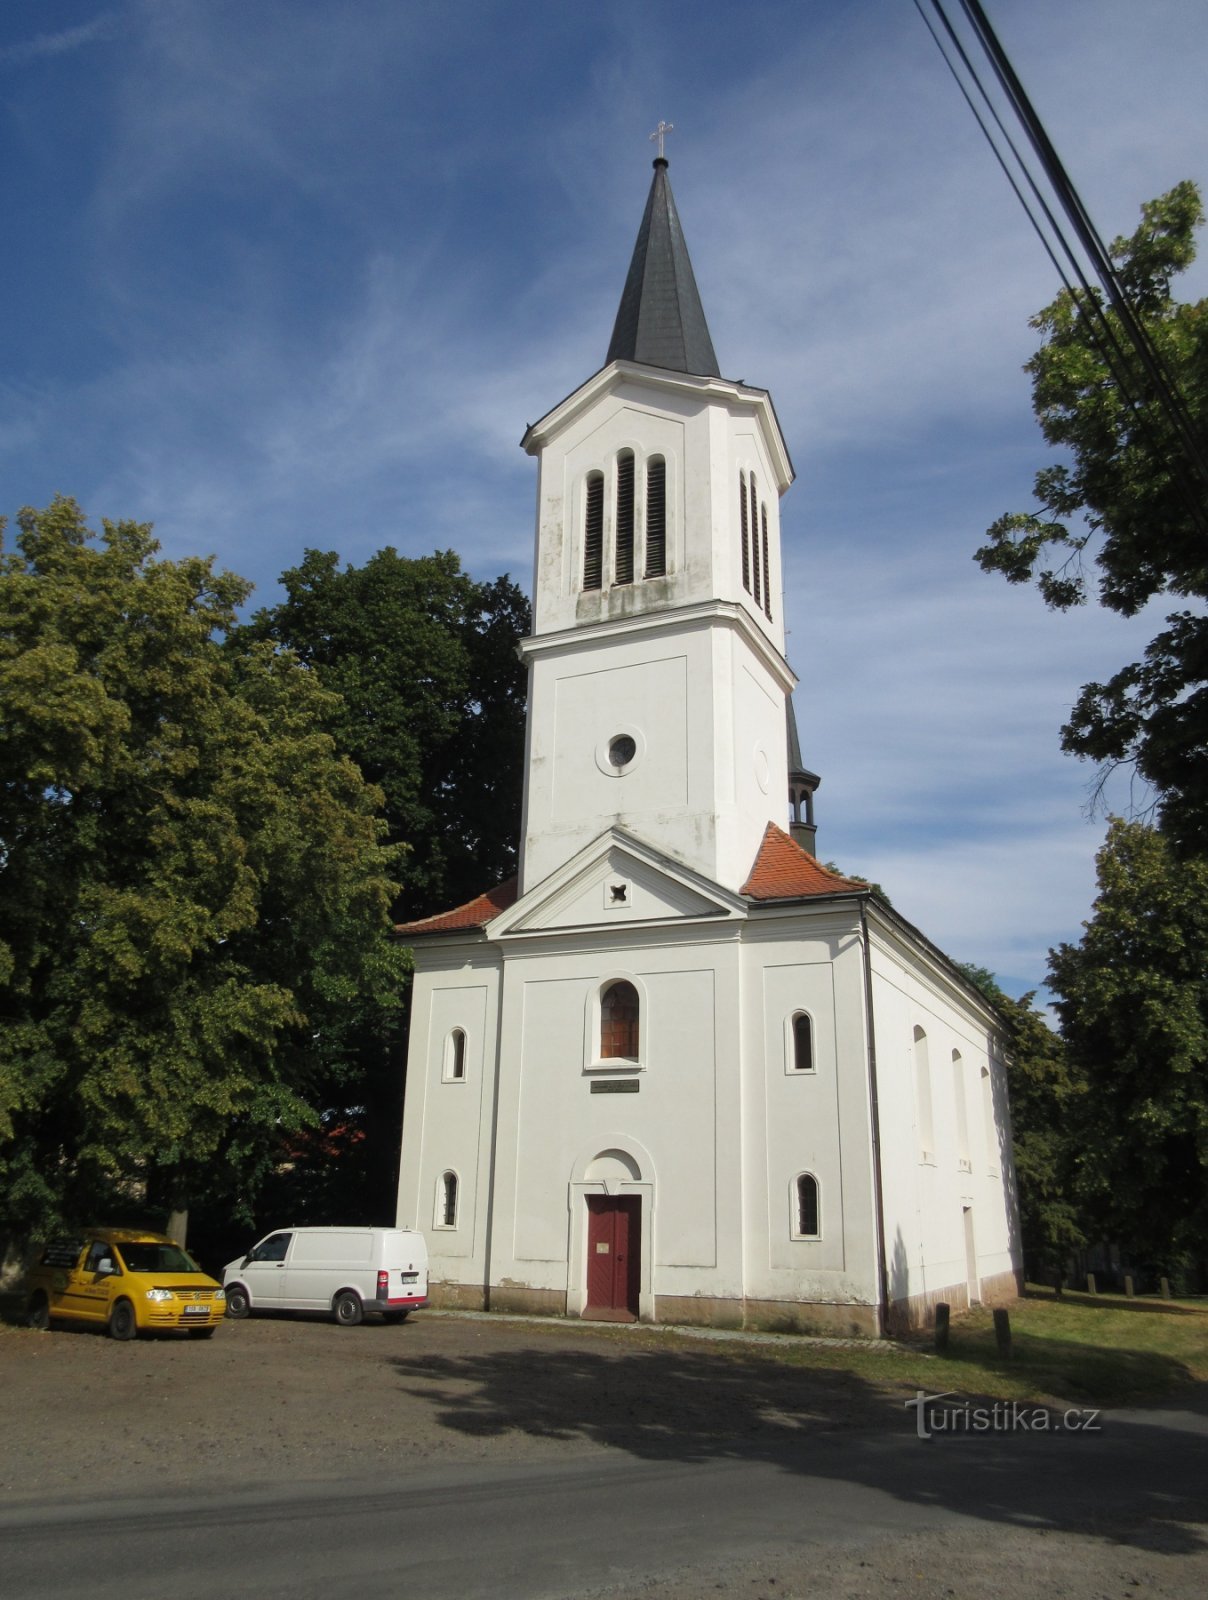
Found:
[517,153,797,895]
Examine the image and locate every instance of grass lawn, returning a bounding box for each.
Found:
[758,1286,1208,1408]
[519,1285,1208,1411]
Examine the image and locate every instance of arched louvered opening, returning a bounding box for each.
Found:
[644,456,666,577]
[750,473,761,607]
[796,1174,820,1238]
[600,980,639,1059]
[761,504,772,619]
[740,471,751,592]
[615,451,635,585]
[583,472,603,590]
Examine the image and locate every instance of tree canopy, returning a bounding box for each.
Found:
[1048,818,1208,1268]
[975,181,1208,853]
[243,546,529,921]
[0,499,408,1240]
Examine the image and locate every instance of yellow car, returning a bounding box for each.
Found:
[25,1227,226,1340]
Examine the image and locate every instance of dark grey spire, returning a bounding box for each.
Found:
[605,158,720,378]
[786,699,821,856]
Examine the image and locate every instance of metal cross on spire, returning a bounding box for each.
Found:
[649,120,674,159]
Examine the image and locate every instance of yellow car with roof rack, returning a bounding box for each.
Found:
[25,1226,225,1339]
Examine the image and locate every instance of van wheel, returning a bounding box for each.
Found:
[109,1300,137,1341]
[27,1291,51,1331]
[382,1311,409,1325]
[333,1291,363,1327]
[225,1285,251,1320]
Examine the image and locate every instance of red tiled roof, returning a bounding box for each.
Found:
[393,877,519,938]
[741,824,866,901]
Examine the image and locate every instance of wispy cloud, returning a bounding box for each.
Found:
[0,11,120,66]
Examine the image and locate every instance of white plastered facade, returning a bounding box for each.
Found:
[395,355,1021,1335]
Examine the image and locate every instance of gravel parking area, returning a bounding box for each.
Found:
[4,1305,1206,1599]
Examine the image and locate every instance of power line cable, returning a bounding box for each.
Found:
[916,0,1208,542]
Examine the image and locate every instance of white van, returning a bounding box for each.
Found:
[222,1226,428,1326]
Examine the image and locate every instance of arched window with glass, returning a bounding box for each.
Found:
[794,1174,820,1239]
[600,980,639,1060]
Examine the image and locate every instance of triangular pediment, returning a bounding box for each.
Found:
[489,828,744,938]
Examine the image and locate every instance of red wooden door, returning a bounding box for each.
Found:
[585,1196,640,1320]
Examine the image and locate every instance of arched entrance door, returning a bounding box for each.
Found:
[585,1195,641,1321]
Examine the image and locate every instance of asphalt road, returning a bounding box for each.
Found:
[3,1408,1206,1600]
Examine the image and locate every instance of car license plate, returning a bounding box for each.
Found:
[401,1272,418,1283]
[183,1305,209,1318]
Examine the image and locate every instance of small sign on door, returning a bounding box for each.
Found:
[596,1242,610,1254]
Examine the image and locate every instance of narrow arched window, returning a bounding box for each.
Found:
[981,1066,998,1173]
[441,1171,458,1228]
[914,1025,934,1160]
[739,471,751,592]
[600,980,639,1059]
[796,1175,820,1238]
[447,1028,466,1082]
[750,473,761,607]
[953,1050,970,1167]
[761,505,772,620]
[645,456,666,577]
[583,472,603,590]
[792,1012,813,1072]
[615,451,635,585]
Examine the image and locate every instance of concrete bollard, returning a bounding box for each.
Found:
[934,1301,950,1354]
[1086,1273,1097,1295]
[993,1307,1012,1358]
[1161,1277,1172,1300]
[1125,1275,1135,1298]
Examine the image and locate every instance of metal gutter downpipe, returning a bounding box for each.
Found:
[860,899,892,1336]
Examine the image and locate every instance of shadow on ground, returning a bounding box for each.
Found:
[390,1338,1208,1555]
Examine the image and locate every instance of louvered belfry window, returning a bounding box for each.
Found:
[761,505,772,620]
[750,474,761,608]
[740,472,751,592]
[615,451,635,585]
[645,456,666,577]
[583,472,604,590]
[600,980,639,1059]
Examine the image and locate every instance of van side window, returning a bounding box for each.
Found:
[250,1232,292,1263]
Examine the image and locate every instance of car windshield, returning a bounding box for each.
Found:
[115,1242,204,1274]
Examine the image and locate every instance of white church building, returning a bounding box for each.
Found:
[394,155,1021,1335]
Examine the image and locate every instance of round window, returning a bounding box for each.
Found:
[608,735,637,768]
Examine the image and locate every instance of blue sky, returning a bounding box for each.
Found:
[3,0,1206,997]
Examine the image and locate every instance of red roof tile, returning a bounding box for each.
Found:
[393,877,519,938]
[741,824,866,901]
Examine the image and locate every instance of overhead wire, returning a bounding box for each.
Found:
[914,0,1208,542]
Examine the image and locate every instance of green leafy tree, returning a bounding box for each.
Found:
[0,499,408,1243]
[955,963,1085,1278]
[244,547,529,921]
[1047,818,1208,1269]
[975,182,1208,853]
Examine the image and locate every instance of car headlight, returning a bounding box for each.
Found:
[213,1288,226,1302]
[145,1289,174,1302]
